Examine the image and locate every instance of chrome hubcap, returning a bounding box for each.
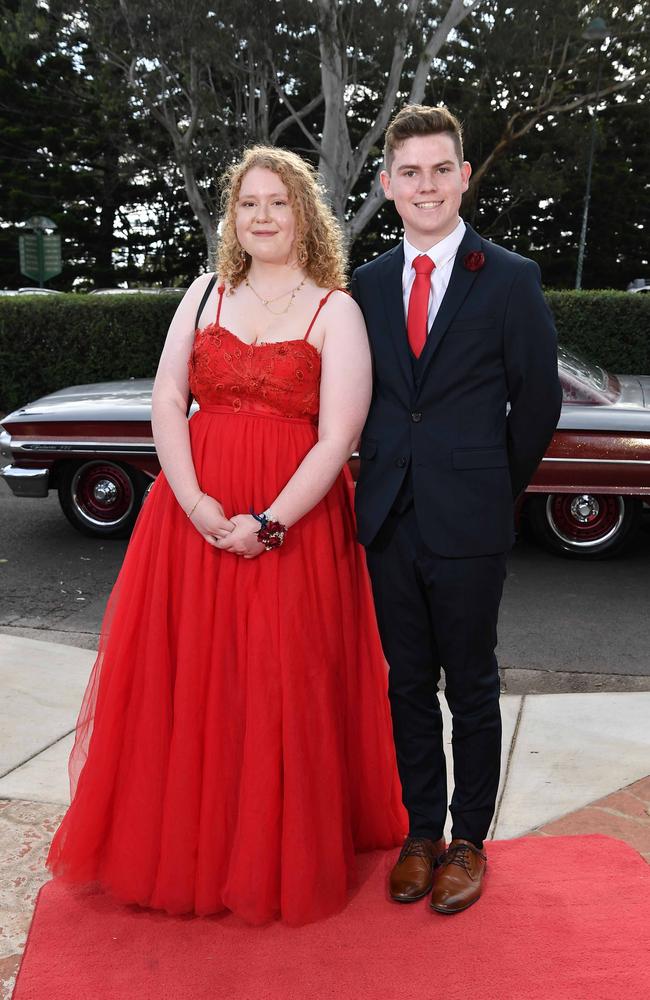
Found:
[570,494,600,523]
[92,479,119,505]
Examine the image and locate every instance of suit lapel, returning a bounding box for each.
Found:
[416,224,483,388]
[378,243,414,391]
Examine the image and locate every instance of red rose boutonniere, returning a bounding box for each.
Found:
[463,251,485,272]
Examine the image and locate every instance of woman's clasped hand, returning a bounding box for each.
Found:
[214,513,266,558]
[187,493,232,543]
[188,494,264,557]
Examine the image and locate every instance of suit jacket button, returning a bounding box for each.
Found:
[411,411,422,423]
[395,457,407,468]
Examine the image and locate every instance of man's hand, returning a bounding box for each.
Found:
[214,514,266,559]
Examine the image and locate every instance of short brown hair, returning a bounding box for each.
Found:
[384,104,464,171]
[217,145,346,290]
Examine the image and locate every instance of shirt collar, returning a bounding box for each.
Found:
[403,218,466,272]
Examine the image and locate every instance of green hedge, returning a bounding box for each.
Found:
[0,293,182,415]
[546,290,650,377]
[0,289,648,416]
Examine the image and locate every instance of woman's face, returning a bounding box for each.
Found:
[235,167,297,265]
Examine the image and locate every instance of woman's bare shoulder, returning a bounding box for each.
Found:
[185,272,218,299]
[320,287,363,323]
[317,288,367,359]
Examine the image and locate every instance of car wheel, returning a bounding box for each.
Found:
[528,493,642,559]
[57,460,149,538]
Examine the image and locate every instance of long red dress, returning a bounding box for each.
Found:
[47,285,406,925]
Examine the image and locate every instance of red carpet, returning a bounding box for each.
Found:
[14,835,650,1000]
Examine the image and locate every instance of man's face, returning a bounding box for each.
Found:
[381,133,471,250]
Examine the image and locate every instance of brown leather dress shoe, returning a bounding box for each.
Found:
[389,837,446,902]
[430,839,487,914]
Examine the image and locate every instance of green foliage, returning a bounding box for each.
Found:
[546,290,650,375]
[454,0,649,290]
[0,293,182,414]
[1,1,647,292]
[0,3,205,290]
[1,289,648,418]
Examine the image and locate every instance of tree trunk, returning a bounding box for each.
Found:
[95,143,119,286]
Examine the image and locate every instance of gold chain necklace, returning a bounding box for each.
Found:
[246,277,306,315]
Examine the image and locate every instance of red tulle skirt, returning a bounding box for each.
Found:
[47,408,406,925]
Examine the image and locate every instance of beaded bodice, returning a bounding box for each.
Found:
[188,326,321,421]
[187,284,340,423]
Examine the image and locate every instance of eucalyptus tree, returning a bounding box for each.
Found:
[65,0,480,250]
[458,0,648,214]
[69,0,323,249]
[446,0,649,288]
[6,0,647,286]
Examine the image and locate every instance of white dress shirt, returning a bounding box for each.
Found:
[402,219,466,331]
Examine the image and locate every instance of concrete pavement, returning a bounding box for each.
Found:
[1,633,649,999]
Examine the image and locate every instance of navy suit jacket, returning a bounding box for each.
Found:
[350,223,563,557]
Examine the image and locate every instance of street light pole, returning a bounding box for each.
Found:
[575,17,609,291]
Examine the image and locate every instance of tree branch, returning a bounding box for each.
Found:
[410,0,482,102]
[346,0,483,237]
[467,74,646,198]
[347,168,386,242]
[268,72,323,155]
[269,92,324,144]
[346,0,420,193]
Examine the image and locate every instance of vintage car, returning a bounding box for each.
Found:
[1,346,649,559]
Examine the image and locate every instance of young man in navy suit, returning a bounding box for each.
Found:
[351,105,562,913]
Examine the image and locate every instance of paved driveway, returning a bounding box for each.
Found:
[1,482,649,692]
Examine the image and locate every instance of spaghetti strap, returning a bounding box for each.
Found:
[304,288,347,342]
[216,282,226,326]
[194,274,217,331]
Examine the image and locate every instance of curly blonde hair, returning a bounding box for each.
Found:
[217,146,346,290]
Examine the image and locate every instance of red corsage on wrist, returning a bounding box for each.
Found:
[463,251,485,272]
[250,510,287,551]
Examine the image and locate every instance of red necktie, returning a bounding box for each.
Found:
[407,255,435,358]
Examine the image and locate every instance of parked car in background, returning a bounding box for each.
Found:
[88,288,186,295]
[1,287,184,297]
[1,380,158,538]
[627,279,650,294]
[1,346,649,558]
[0,287,64,296]
[524,347,650,557]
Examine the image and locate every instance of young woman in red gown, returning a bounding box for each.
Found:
[47,146,406,925]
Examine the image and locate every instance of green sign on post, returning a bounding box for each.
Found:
[18,216,62,287]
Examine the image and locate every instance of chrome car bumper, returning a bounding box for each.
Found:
[0,429,12,464]
[0,464,50,497]
[0,432,49,496]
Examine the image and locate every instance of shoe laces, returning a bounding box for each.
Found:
[445,842,484,873]
[398,838,432,863]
